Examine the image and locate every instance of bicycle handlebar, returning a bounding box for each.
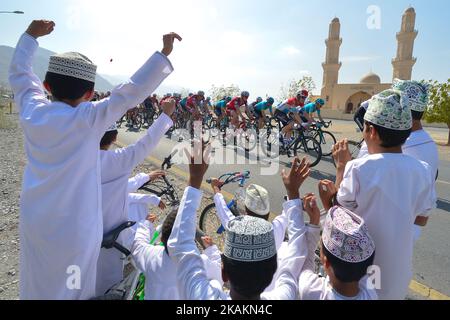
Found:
[206,170,250,187]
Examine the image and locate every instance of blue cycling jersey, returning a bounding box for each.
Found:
[180,98,188,108]
[215,100,227,108]
[254,101,273,112]
[302,102,321,116]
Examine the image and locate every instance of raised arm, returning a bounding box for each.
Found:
[83,33,181,134]
[9,21,54,116]
[131,220,157,272]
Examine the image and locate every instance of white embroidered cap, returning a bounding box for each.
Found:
[244,184,270,216]
[364,89,412,130]
[106,123,118,132]
[392,79,430,113]
[48,52,97,83]
[224,215,276,262]
[322,206,375,263]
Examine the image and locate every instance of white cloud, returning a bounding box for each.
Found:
[282,46,301,55]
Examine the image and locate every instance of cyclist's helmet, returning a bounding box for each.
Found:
[267,97,275,105]
[165,93,172,98]
[189,93,194,97]
[241,91,250,98]
[300,90,309,98]
[256,97,263,103]
[226,96,232,102]
[197,90,205,97]
[316,98,325,106]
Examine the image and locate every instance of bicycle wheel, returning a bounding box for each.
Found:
[133,115,142,130]
[293,136,322,167]
[238,129,257,152]
[313,130,337,157]
[199,203,226,252]
[260,130,281,159]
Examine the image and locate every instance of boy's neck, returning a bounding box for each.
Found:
[367,142,403,155]
[230,288,260,301]
[411,120,423,132]
[59,98,86,108]
[329,276,360,298]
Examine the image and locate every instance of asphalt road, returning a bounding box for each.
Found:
[117,119,450,299]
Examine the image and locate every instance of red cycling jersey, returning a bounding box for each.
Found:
[226,97,247,112]
[286,97,305,108]
[187,95,204,109]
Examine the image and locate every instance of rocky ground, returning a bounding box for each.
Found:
[0,113,22,299]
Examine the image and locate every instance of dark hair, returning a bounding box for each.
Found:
[100,130,118,148]
[161,208,178,255]
[364,121,411,148]
[245,207,269,221]
[44,72,95,101]
[322,240,375,283]
[411,110,424,121]
[222,254,277,298]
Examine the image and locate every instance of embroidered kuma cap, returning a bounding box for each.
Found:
[392,79,430,113]
[322,206,375,263]
[244,184,270,216]
[224,215,276,262]
[48,52,97,83]
[364,89,412,130]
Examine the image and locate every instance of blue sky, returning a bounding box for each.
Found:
[0,0,449,97]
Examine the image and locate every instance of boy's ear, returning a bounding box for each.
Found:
[221,267,229,283]
[84,89,95,101]
[43,81,52,94]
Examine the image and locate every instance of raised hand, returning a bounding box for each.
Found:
[318,180,337,211]
[26,20,55,39]
[209,178,224,194]
[161,98,176,116]
[201,236,214,249]
[281,157,310,200]
[161,32,182,57]
[146,213,157,224]
[149,170,166,182]
[185,140,211,189]
[332,139,352,170]
[303,194,321,226]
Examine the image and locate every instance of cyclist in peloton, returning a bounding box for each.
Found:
[226,91,250,128]
[300,98,326,125]
[248,96,263,119]
[186,90,205,120]
[214,96,232,124]
[253,97,275,130]
[274,90,309,142]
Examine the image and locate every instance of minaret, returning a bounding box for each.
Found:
[392,7,418,80]
[322,18,342,106]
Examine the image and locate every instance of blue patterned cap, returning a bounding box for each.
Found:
[392,79,430,112]
[224,215,276,262]
[364,89,412,130]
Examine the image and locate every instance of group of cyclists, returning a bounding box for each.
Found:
[121,89,329,148]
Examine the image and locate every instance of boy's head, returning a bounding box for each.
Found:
[43,52,97,103]
[222,215,277,298]
[99,124,118,150]
[363,89,412,149]
[161,207,179,255]
[321,206,375,283]
[244,184,270,221]
[392,79,430,121]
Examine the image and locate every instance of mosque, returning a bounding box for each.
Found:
[320,7,418,113]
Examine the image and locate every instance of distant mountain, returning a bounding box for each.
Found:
[0,45,114,92]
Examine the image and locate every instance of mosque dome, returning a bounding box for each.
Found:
[360,72,381,84]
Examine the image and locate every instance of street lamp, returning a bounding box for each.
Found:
[0,11,24,14]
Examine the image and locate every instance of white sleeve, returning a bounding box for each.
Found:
[8,33,50,117]
[127,173,150,193]
[81,51,174,135]
[298,225,325,300]
[201,245,224,286]
[415,162,437,218]
[128,193,161,207]
[213,193,236,230]
[168,187,226,300]
[336,161,360,211]
[262,199,307,300]
[100,114,173,178]
[271,206,290,250]
[131,220,157,273]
